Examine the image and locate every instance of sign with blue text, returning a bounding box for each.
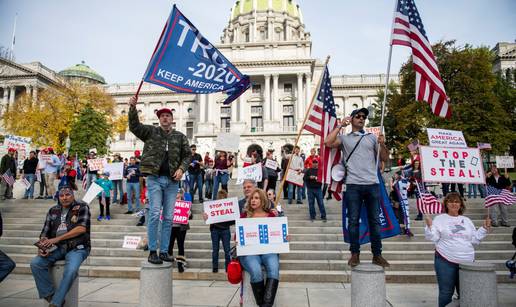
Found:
[143,5,249,104]
[236,217,289,256]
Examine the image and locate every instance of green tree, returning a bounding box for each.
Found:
[69,106,111,157]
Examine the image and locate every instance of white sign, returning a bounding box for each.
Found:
[103,162,124,180]
[204,197,240,224]
[87,158,106,171]
[3,134,31,160]
[215,133,240,153]
[265,159,278,170]
[286,169,304,187]
[426,128,467,148]
[236,217,289,256]
[82,182,104,204]
[236,163,262,184]
[122,236,141,249]
[496,156,514,169]
[420,146,485,184]
[364,126,383,138]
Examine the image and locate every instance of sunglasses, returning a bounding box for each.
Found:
[59,192,73,197]
[354,114,367,119]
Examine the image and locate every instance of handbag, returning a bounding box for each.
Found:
[342,135,366,182]
[227,246,242,284]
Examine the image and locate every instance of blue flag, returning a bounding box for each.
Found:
[342,171,401,245]
[143,5,249,104]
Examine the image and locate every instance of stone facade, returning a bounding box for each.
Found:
[492,42,515,76]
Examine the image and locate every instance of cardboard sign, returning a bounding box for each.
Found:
[215,133,240,153]
[122,236,141,249]
[236,217,289,256]
[236,164,262,184]
[173,200,192,224]
[265,159,278,170]
[103,162,124,180]
[426,128,467,148]
[420,146,485,184]
[204,197,240,224]
[87,158,106,171]
[496,156,514,169]
[364,126,383,138]
[82,182,104,204]
[40,154,52,163]
[3,135,31,158]
[286,170,304,187]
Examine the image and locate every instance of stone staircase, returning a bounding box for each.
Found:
[1,180,515,283]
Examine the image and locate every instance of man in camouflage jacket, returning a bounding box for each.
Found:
[128,96,190,264]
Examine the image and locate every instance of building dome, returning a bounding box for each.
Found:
[231,0,302,21]
[58,61,106,84]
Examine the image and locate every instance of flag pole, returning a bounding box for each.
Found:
[275,56,331,208]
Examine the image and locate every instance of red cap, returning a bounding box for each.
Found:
[7,148,16,152]
[227,259,242,284]
[66,161,73,166]
[47,147,53,152]
[156,108,173,118]
[134,150,141,157]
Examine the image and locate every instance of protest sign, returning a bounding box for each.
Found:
[87,158,106,171]
[420,146,485,184]
[203,197,240,224]
[215,133,240,153]
[236,217,289,256]
[265,159,278,170]
[173,200,192,224]
[236,163,262,184]
[82,182,103,204]
[103,162,124,180]
[21,177,31,190]
[496,156,514,169]
[426,128,467,148]
[3,135,31,153]
[286,169,304,187]
[40,154,52,163]
[364,126,383,138]
[122,236,141,249]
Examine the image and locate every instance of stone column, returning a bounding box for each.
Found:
[264,74,271,121]
[361,96,368,108]
[45,260,78,307]
[139,261,173,307]
[272,74,279,121]
[351,264,386,307]
[459,262,498,307]
[297,73,304,121]
[25,85,32,97]
[177,100,184,133]
[231,99,238,122]
[207,95,214,122]
[305,73,312,109]
[2,87,8,105]
[199,94,206,122]
[239,94,246,122]
[32,86,38,101]
[9,86,15,105]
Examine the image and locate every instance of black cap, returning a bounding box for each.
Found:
[350,107,369,117]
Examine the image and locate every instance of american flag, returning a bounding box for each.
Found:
[1,169,15,187]
[485,185,516,208]
[303,66,342,200]
[415,183,443,214]
[391,0,451,118]
[477,143,492,150]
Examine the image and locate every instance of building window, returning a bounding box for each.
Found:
[172,108,176,113]
[260,29,266,40]
[283,116,295,131]
[186,122,194,139]
[251,116,263,132]
[221,106,231,116]
[244,30,250,42]
[252,84,261,94]
[119,132,126,141]
[283,105,294,114]
[221,117,231,132]
[284,83,293,93]
[251,106,263,114]
[352,103,358,109]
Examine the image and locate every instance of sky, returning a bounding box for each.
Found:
[0,0,515,84]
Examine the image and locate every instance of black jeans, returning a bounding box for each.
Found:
[169,228,187,256]
[98,196,110,216]
[210,228,231,270]
[0,249,15,282]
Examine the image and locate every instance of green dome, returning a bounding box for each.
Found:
[231,0,301,20]
[59,61,106,84]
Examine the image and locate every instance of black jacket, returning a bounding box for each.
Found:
[486,175,511,189]
[304,168,322,189]
[23,157,39,174]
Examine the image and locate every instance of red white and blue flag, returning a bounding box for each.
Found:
[303,66,342,200]
[1,169,15,187]
[391,0,451,118]
[415,183,443,214]
[485,186,516,208]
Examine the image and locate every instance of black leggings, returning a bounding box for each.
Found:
[98,196,110,216]
[168,228,187,256]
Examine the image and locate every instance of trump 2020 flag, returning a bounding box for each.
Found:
[342,171,401,245]
[143,5,250,104]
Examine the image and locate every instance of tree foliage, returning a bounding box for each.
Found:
[370,40,516,155]
[69,106,111,157]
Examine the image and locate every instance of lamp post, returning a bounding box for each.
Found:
[65,136,71,155]
[105,137,111,156]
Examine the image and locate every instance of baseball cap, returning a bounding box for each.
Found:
[350,107,369,118]
[156,108,173,118]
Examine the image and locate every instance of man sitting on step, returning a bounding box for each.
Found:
[30,185,91,307]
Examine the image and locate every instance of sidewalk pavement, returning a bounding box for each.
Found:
[1,274,515,307]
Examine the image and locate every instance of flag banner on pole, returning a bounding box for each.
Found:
[1,169,15,187]
[143,5,250,104]
[342,171,401,245]
[415,182,443,214]
[395,178,411,229]
[303,66,342,200]
[485,186,516,208]
[477,143,492,150]
[391,0,451,118]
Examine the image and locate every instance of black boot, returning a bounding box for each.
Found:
[262,278,279,307]
[148,251,163,264]
[250,280,265,306]
[176,256,186,273]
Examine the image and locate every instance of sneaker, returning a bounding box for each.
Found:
[136,221,144,226]
[199,199,204,203]
[405,229,414,237]
[105,215,111,221]
[148,251,163,264]
[159,253,174,262]
[212,268,219,273]
[348,253,360,267]
[491,222,499,227]
[372,255,390,268]
[124,211,133,214]
[296,201,303,204]
[500,221,510,227]
[322,218,328,223]
[310,219,315,223]
[97,216,104,221]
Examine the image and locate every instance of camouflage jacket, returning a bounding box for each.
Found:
[128,106,190,176]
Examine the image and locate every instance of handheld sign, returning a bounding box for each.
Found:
[122,236,141,249]
[87,158,106,171]
[496,156,514,169]
[103,162,124,180]
[143,5,250,104]
[236,164,262,184]
[426,128,467,148]
[204,197,240,224]
[265,159,278,170]
[364,126,383,138]
[215,133,240,153]
[82,182,104,204]
[173,200,192,224]
[420,146,485,184]
[286,170,304,187]
[236,217,289,256]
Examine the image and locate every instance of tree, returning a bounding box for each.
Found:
[370,41,515,155]
[69,107,111,157]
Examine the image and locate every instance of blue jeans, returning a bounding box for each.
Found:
[188,172,203,201]
[210,228,231,270]
[146,175,179,252]
[345,184,382,255]
[478,184,486,198]
[126,182,141,211]
[467,183,477,198]
[239,253,279,283]
[288,183,302,203]
[24,173,36,198]
[212,172,229,200]
[0,249,15,282]
[205,178,213,199]
[434,253,459,307]
[307,187,326,219]
[112,180,123,203]
[30,246,88,306]
[86,173,97,190]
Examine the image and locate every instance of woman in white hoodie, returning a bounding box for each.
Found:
[424,192,491,307]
